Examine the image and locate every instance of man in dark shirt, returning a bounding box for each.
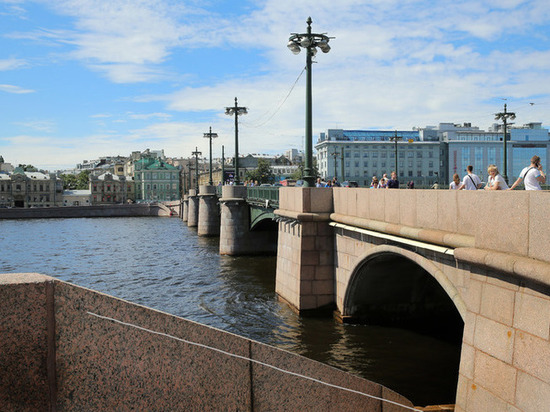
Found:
[387,171,399,189]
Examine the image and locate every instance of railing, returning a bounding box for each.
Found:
[246,186,279,208]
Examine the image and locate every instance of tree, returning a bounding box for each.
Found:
[291,158,319,180]
[245,159,274,184]
[76,171,90,189]
[17,164,37,172]
[61,171,90,190]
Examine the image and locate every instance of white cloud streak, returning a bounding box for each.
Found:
[0,84,35,93]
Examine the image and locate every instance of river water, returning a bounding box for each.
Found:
[0,216,461,406]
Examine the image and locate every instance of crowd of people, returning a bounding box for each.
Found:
[449,155,546,191]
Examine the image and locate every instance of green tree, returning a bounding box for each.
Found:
[245,159,274,184]
[17,164,37,172]
[76,171,90,189]
[61,174,78,190]
[291,158,319,180]
[61,171,90,190]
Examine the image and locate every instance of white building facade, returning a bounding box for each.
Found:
[315,123,550,187]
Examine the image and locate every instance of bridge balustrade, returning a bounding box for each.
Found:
[245,186,279,208]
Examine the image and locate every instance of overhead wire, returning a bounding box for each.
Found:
[241,66,306,129]
[87,311,423,412]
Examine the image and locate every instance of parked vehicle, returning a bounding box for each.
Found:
[342,181,359,187]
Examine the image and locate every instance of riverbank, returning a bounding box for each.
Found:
[0,203,174,219]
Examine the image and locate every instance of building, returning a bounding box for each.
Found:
[134,158,180,201]
[89,173,131,205]
[0,155,14,173]
[315,129,441,187]
[62,190,92,206]
[429,122,550,183]
[316,123,550,187]
[0,168,63,207]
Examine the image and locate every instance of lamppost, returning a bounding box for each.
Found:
[495,103,515,183]
[331,150,339,180]
[390,131,402,178]
[287,17,332,187]
[203,126,218,186]
[221,145,225,186]
[225,97,247,185]
[340,150,344,182]
[192,147,202,191]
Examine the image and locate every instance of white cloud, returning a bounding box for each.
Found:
[0,84,35,94]
[0,57,27,70]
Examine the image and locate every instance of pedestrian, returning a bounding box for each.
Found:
[332,177,341,187]
[370,176,379,188]
[449,173,461,190]
[458,165,482,190]
[386,171,399,189]
[485,165,509,190]
[315,177,323,187]
[509,155,546,190]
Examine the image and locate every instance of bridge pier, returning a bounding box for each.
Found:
[187,189,199,227]
[219,186,277,255]
[198,185,220,237]
[182,195,188,222]
[274,188,334,313]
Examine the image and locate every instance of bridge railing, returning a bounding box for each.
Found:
[246,186,279,208]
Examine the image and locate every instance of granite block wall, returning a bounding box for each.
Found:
[1,273,412,411]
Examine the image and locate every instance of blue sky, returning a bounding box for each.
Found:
[1,0,550,170]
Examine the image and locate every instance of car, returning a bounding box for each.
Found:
[342,181,359,187]
[260,183,271,187]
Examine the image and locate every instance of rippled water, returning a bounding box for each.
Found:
[0,217,461,406]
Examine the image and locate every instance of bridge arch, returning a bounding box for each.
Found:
[343,245,466,334]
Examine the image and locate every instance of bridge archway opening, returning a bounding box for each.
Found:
[344,252,463,342]
[343,251,464,405]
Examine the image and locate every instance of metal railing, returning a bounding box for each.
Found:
[246,186,279,208]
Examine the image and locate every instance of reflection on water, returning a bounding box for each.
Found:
[0,217,460,405]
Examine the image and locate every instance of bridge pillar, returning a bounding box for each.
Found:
[274,188,334,313]
[198,185,220,237]
[187,189,199,227]
[219,186,277,255]
[182,195,189,222]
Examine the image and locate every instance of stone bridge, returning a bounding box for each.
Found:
[273,187,550,412]
[180,185,550,411]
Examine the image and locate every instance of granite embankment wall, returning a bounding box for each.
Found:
[0,203,174,219]
[0,273,413,411]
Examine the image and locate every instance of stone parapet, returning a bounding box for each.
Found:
[454,247,550,288]
[332,188,550,264]
[331,213,475,249]
[0,273,412,410]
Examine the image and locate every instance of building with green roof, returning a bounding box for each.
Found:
[134,158,180,202]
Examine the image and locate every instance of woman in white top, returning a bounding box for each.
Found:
[449,173,460,190]
[485,164,509,190]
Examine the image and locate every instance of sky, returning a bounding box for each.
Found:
[1,0,550,171]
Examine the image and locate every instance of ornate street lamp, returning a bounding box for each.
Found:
[225,97,247,185]
[203,126,218,186]
[192,147,202,191]
[390,131,403,178]
[288,17,332,187]
[495,103,515,183]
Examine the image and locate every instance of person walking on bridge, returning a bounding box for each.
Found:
[508,155,546,190]
[458,165,482,190]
